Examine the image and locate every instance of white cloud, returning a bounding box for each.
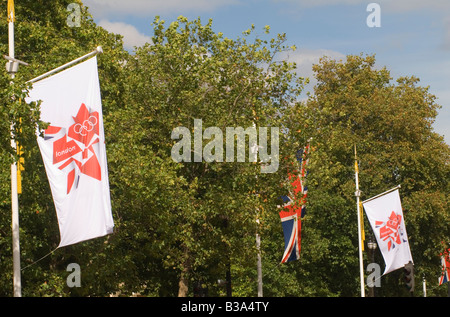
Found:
[98,20,152,50]
[273,0,450,52]
[443,16,450,50]
[272,0,450,11]
[282,48,346,90]
[83,0,240,18]
[378,0,450,13]
[272,0,361,8]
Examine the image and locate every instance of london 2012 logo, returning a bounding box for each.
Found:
[43,103,102,194]
[375,211,407,252]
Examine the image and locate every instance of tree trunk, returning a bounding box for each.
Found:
[226,260,232,297]
[178,248,190,297]
[178,269,189,297]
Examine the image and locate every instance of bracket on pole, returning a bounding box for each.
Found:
[4,55,29,75]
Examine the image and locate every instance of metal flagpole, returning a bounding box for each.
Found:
[250,120,263,297]
[354,145,365,297]
[28,46,103,84]
[256,220,263,297]
[6,0,21,297]
[422,275,427,297]
[361,185,401,205]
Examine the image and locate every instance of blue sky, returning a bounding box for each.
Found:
[83,0,450,144]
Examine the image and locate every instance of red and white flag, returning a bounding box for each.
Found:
[438,247,450,285]
[362,188,413,275]
[27,56,114,247]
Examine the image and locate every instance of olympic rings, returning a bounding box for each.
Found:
[73,115,97,136]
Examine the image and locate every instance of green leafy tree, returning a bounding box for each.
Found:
[290,54,449,296]
[2,1,447,298]
[113,16,306,296]
[0,0,127,296]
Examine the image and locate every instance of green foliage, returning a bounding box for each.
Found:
[293,54,450,296]
[0,0,127,296]
[110,15,304,296]
[0,2,448,297]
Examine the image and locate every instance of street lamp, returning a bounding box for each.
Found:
[367,239,377,251]
[367,234,377,297]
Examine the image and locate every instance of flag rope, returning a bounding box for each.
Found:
[20,247,58,271]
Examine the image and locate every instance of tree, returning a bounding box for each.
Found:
[0,0,127,296]
[113,16,305,296]
[1,2,308,296]
[289,54,449,296]
[2,2,447,297]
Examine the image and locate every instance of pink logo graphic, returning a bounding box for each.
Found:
[44,103,102,194]
[375,211,407,251]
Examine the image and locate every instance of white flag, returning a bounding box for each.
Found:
[27,56,114,247]
[362,188,413,275]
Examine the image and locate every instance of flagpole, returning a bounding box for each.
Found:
[7,0,21,297]
[256,219,263,297]
[361,185,401,204]
[28,46,103,84]
[354,145,365,297]
[252,122,263,297]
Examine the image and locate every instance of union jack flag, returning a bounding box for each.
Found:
[278,142,310,263]
[280,209,301,263]
[439,247,450,285]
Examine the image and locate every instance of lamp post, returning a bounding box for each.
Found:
[367,234,377,297]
